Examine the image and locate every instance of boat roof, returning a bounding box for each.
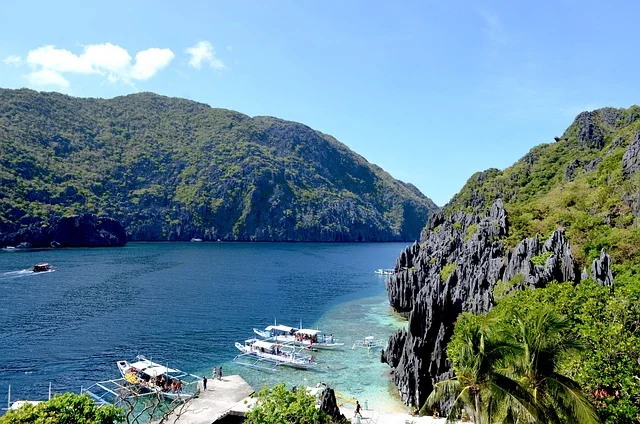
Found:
[128,360,179,377]
[252,340,278,350]
[296,329,321,335]
[365,336,375,340]
[265,324,296,332]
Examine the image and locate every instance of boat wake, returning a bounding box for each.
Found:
[0,269,55,280]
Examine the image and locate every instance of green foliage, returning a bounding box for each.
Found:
[458,278,640,423]
[440,263,456,282]
[244,383,332,424]
[0,88,437,241]
[0,393,123,424]
[464,224,478,242]
[452,221,462,230]
[441,308,599,423]
[491,273,524,301]
[530,251,552,266]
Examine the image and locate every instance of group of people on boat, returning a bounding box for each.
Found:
[126,368,183,393]
[294,332,334,344]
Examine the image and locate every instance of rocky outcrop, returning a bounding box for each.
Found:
[383,200,582,408]
[319,387,346,422]
[591,249,614,293]
[576,111,606,149]
[622,132,640,176]
[0,215,127,248]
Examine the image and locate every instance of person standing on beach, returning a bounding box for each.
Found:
[203,376,207,390]
[354,400,362,418]
[212,366,217,379]
[218,366,223,380]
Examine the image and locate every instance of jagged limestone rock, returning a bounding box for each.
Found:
[622,131,640,176]
[383,200,583,409]
[319,387,346,422]
[575,111,606,149]
[591,249,614,293]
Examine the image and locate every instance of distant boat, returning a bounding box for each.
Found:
[32,263,53,273]
[190,238,203,242]
[2,246,17,252]
[374,269,394,275]
[352,336,385,351]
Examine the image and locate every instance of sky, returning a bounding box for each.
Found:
[1,0,640,206]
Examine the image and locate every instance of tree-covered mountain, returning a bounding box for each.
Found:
[384,106,640,422]
[0,88,437,242]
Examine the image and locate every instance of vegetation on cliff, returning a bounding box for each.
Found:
[439,107,640,422]
[0,88,436,241]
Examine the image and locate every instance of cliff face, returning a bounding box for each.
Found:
[382,105,640,408]
[0,89,437,242]
[383,200,614,407]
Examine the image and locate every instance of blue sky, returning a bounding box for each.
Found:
[1,0,639,206]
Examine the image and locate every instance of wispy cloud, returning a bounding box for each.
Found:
[3,55,22,66]
[479,9,509,48]
[6,43,175,89]
[185,41,224,70]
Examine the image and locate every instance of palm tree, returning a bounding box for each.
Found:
[422,320,541,423]
[509,308,600,424]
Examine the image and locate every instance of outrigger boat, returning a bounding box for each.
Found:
[374,268,394,275]
[83,355,201,405]
[233,338,317,371]
[352,336,385,351]
[254,323,344,350]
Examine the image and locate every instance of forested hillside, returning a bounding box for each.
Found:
[0,88,437,242]
[384,106,640,423]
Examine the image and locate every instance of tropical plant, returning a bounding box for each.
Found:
[244,382,332,424]
[0,393,123,424]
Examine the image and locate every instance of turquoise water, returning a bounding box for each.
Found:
[0,242,409,412]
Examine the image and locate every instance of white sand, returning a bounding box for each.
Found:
[340,406,453,424]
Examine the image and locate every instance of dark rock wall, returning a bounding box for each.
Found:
[383,199,613,408]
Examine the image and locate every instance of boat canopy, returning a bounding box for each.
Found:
[364,336,375,341]
[252,340,278,350]
[296,329,321,336]
[128,360,179,376]
[265,325,296,333]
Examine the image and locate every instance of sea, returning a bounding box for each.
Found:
[0,242,411,413]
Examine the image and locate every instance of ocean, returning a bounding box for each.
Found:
[0,242,410,413]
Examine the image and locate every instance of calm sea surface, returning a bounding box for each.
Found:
[0,242,409,411]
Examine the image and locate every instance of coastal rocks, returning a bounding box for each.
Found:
[0,215,127,248]
[384,201,582,409]
[319,387,346,422]
[622,132,640,176]
[591,249,614,293]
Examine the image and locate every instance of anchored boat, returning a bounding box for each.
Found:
[83,355,201,405]
[233,338,317,371]
[254,323,344,350]
[374,268,394,275]
[352,336,385,351]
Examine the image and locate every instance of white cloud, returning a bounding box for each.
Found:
[185,41,224,70]
[3,55,22,66]
[27,69,70,89]
[10,42,175,89]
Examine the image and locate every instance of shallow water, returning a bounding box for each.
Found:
[0,242,409,412]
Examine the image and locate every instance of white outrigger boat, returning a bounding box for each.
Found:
[374,268,394,275]
[253,324,344,350]
[352,336,386,351]
[83,355,201,405]
[233,338,317,371]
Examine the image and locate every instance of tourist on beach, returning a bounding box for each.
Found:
[218,366,223,380]
[212,366,217,379]
[355,400,362,418]
[203,376,207,390]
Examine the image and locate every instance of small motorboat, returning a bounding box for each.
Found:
[190,238,203,242]
[374,269,394,275]
[32,263,53,272]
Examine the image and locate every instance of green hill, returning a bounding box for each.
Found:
[0,88,437,241]
[446,106,640,268]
